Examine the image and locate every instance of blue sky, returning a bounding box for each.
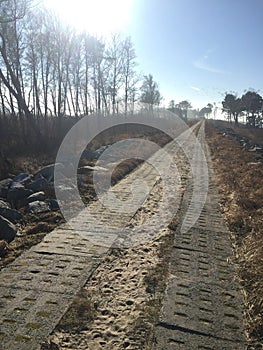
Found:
[44,0,263,110]
[125,0,263,109]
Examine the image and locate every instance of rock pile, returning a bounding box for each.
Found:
[0,163,63,243]
[222,127,263,160]
[0,145,110,245]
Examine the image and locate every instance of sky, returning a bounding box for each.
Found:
[42,0,263,112]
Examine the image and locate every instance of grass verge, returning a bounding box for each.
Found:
[206,120,263,347]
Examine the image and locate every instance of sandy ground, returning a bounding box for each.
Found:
[45,148,190,350]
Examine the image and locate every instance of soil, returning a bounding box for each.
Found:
[43,145,190,350]
[206,120,263,348]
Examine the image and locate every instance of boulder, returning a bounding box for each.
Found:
[49,199,60,211]
[0,215,17,242]
[0,200,9,209]
[95,145,108,156]
[27,201,50,214]
[27,191,45,203]
[26,175,49,192]
[82,149,97,160]
[0,207,22,223]
[78,165,108,173]
[0,178,12,198]
[0,240,10,258]
[34,163,64,183]
[12,173,31,185]
[7,182,33,206]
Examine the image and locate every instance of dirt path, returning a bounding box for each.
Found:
[0,121,246,350]
[0,124,196,350]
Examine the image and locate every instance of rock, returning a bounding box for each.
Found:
[49,199,60,211]
[12,173,31,185]
[0,200,10,209]
[27,191,45,203]
[34,163,64,183]
[0,178,12,198]
[27,201,50,214]
[92,145,109,160]
[26,175,49,192]
[7,182,33,206]
[0,207,22,223]
[82,149,97,160]
[78,165,108,174]
[0,240,11,257]
[0,215,17,242]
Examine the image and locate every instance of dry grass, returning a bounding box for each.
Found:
[206,120,263,346]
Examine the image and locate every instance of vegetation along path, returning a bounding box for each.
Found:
[0,121,246,349]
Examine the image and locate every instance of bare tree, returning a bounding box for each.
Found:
[140,74,161,110]
[122,36,138,115]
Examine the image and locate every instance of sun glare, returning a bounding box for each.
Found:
[43,0,132,35]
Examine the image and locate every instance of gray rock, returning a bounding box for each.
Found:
[0,200,10,209]
[27,191,45,203]
[27,175,49,192]
[0,207,22,223]
[0,178,12,198]
[82,149,97,160]
[12,173,31,185]
[27,201,50,214]
[49,199,60,211]
[94,146,109,159]
[34,163,64,183]
[78,165,108,173]
[7,183,33,205]
[0,215,17,242]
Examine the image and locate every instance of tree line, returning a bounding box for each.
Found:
[167,100,214,120]
[0,0,163,124]
[222,91,263,127]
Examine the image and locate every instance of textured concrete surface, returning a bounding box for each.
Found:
[154,122,246,350]
[0,124,196,350]
[0,121,246,349]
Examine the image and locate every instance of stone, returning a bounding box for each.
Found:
[0,240,10,257]
[78,165,108,174]
[82,149,97,160]
[27,191,45,203]
[49,199,60,211]
[0,207,22,223]
[95,145,108,156]
[0,178,12,198]
[0,200,9,209]
[34,163,64,183]
[12,173,31,185]
[27,201,50,214]
[26,175,49,192]
[7,182,33,205]
[0,215,17,242]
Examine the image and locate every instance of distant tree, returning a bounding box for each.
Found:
[168,100,175,111]
[140,74,161,110]
[167,99,176,112]
[199,103,213,118]
[176,100,191,120]
[121,36,138,115]
[241,90,263,127]
[222,93,244,125]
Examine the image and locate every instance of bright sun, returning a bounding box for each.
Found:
[43,0,133,35]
